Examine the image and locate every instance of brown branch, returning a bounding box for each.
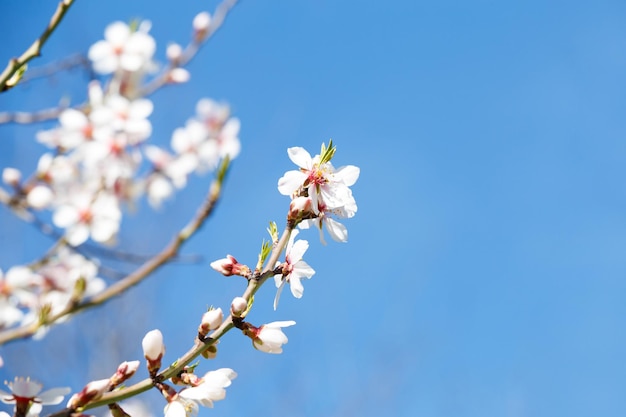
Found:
[0,105,70,124]
[0,159,230,345]
[0,0,77,93]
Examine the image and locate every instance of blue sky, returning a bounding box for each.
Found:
[2,0,626,416]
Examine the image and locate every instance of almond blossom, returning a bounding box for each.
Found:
[52,192,122,246]
[88,21,156,74]
[277,145,359,212]
[0,377,70,417]
[251,321,296,354]
[176,368,236,409]
[273,230,315,310]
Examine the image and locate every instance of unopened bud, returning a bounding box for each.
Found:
[230,297,247,317]
[210,255,250,277]
[166,43,183,63]
[193,12,211,40]
[2,168,21,186]
[142,329,165,375]
[288,196,312,221]
[168,68,190,84]
[198,308,223,337]
[110,360,140,387]
[67,378,110,409]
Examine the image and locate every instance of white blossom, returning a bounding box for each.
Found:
[178,368,236,408]
[88,21,156,74]
[252,321,296,354]
[0,377,70,415]
[273,230,315,310]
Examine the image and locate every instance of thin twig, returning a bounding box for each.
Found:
[0,0,77,93]
[137,0,239,98]
[0,159,230,345]
[0,105,69,124]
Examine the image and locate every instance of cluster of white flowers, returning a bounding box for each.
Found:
[0,5,361,417]
[0,14,240,350]
[0,248,103,337]
[278,142,360,244]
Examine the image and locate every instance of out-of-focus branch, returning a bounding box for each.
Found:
[0,105,70,124]
[19,53,92,85]
[0,159,230,345]
[138,0,239,98]
[0,0,77,93]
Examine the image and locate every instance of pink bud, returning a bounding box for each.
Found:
[210,255,239,276]
[230,297,247,317]
[110,360,140,386]
[289,196,312,220]
[67,378,110,409]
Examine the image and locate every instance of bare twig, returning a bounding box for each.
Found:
[137,0,239,98]
[19,53,92,85]
[0,159,230,345]
[0,0,77,93]
[0,105,70,124]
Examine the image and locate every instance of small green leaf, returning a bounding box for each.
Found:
[319,139,336,165]
[267,221,278,243]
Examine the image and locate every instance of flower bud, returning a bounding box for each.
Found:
[168,68,190,84]
[193,12,211,41]
[210,255,250,277]
[288,196,313,221]
[2,167,21,186]
[166,43,183,63]
[142,329,165,375]
[67,378,110,409]
[230,297,247,317]
[198,308,223,337]
[110,360,140,387]
[27,185,53,210]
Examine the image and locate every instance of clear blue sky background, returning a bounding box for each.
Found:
[1,1,626,416]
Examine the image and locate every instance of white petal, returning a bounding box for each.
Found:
[287,147,312,169]
[273,279,285,311]
[277,170,306,196]
[129,99,153,119]
[325,217,348,242]
[38,387,71,405]
[164,401,186,417]
[288,239,309,262]
[52,205,78,228]
[59,109,88,129]
[104,21,130,44]
[293,260,315,279]
[66,225,90,246]
[289,276,304,298]
[335,165,360,186]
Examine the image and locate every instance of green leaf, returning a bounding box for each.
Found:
[319,139,336,165]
